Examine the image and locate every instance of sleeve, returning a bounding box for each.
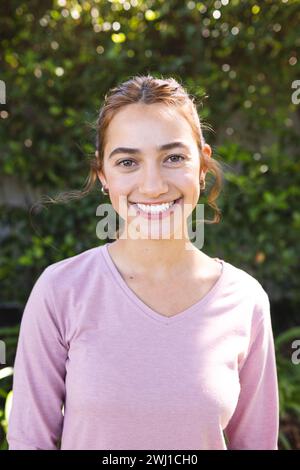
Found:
[223,287,279,450]
[6,267,68,450]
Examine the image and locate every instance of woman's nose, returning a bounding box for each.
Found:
[138,167,168,196]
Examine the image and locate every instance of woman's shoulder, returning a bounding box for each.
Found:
[47,244,99,267]
[213,259,272,332]
[43,244,103,278]
[220,257,270,303]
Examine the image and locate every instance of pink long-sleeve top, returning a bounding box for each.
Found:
[7,242,279,450]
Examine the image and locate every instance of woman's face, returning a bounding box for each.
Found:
[97,102,211,240]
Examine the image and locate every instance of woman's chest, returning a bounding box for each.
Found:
[65,325,241,430]
[122,264,222,317]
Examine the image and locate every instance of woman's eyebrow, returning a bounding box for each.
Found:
[108,141,191,159]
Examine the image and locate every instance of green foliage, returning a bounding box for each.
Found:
[276,328,300,418]
[0,327,18,450]
[275,328,300,449]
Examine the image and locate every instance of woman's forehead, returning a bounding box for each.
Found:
[106,104,194,143]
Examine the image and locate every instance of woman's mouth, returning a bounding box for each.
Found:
[128,197,183,219]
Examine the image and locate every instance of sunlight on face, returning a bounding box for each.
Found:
[97,102,211,240]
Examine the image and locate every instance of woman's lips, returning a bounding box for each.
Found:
[129,197,181,205]
[128,197,183,219]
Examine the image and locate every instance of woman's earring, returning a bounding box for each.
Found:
[200,179,206,192]
[101,185,109,195]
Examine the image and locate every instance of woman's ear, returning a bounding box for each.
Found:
[95,151,107,187]
[96,170,107,188]
[200,143,212,180]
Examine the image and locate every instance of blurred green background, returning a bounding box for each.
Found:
[0,0,300,450]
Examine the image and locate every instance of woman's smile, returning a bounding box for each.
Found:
[128,196,183,219]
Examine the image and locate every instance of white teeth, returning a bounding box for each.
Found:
[135,200,176,213]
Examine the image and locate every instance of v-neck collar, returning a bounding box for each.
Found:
[99,242,227,325]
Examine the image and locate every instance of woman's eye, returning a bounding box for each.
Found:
[167,154,185,163]
[116,159,135,167]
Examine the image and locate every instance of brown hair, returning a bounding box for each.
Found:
[33,73,223,240]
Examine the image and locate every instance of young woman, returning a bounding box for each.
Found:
[7,75,279,450]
